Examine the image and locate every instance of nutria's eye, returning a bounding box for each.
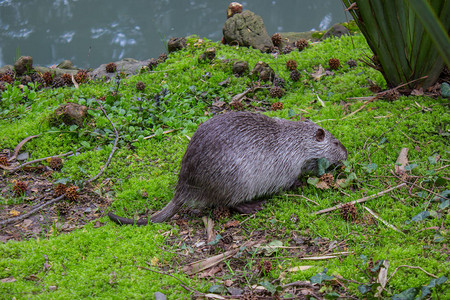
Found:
[315,128,325,142]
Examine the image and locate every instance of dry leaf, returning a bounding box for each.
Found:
[395,148,409,175]
[10,210,20,217]
[224,220,240,228]
[1,276,16,283]
[311,65,326,81]
[287,266,313,272]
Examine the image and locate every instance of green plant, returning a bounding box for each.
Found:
[342,0,450,89]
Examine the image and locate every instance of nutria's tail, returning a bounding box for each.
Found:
[108,200,179,225]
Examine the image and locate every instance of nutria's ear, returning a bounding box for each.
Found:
[315,128,325,142]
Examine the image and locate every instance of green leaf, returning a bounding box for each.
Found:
[357,284,372,295]
[207,234,222,246]
[427,153,439,164]
[80,141,90,148]
[411,211,430,222]
[259,280,280,294]
[307,177,320,186]
[364,163,377,173]
[433,233,445,243]
[69,125,78,131]
[338,172,357,188]
[404,163,418,171]
[317,158,331,176]
[438,200,449,210]
[208,284,227,294]
[393,287,419,300]
[310,268,334,284]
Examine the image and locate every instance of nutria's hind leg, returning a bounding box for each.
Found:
[232,200,266,214]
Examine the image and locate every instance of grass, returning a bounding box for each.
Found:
[0,34,449,299]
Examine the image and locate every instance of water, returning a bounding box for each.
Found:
[0,0,347,68]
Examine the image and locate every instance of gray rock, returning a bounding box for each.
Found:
[57,60,76,70]
[223,10,273,53]
[251,61,275,82]
[154,292,167,300]
[14,56,33,75]
[0,65,14,74]
[34,66,79,78]
[322,24,350,40]
[54,103,88,127]
[90,58,154,79]
[167,37,187,53]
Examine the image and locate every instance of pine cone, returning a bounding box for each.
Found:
[42,71,53,85]
[271,33,282,47]
[320,173,335,186]
[148,58,158,70]
[56,201,71,215]
[295,39,308,51]
[257,260,273,275]
[230,101,244,111]
[286,59,297,71]
[13,181,27,196]
[31,73,45,89]
[21,75,32,85]
[136,81,146,91]
[329,58,341,70]
[75,70,88,83]
[273,76,285,87]
[212,206,231,220]
[0,155,9,166]
[272,101,283,111]
[270,86,285,98]
[52,77,65,88]
[4,69,16,81]
[105,62,117,73]
[54,183,67,197]
[340,203,357,222]
[347,60,357,68]
[49,157,63,170]
[61,73,73,86]
[290,69,301,81]
[282,45,293,54]
[65,186,79,202]
[0,74,14,84]
[157,53,168,63]
[383,89,401,101]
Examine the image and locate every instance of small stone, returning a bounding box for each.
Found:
[14,56,33,75]
[167,37,187,53]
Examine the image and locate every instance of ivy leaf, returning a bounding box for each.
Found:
[307,177,320,186]
[207,234,222,246]
[438,199,449,209]
[317,158,331,176]
[411,211,430,222]
[364,163,377,173]
[404,163,418,171]
[259,280,280,294]
[310,268,334,284]
[208,284,227,294]
[392,287,419,300]
[427,153,440,164]
[357,284,372,294]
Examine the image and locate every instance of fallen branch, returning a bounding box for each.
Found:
[362,206,404,234]
[4,150,76,172]
[141,265,203,295]
[9,134,41,161]
[131,129,179,142]
[87,99,119,183]
[0,195,65,227]
[387,265,438,285]
[202,216,216,244]
[285,194,319,206]
[314,183,407,215]
[182,240,260,275]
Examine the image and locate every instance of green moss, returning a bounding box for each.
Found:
[1,34,449,298]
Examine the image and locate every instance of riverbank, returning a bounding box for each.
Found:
[0,34,449,299]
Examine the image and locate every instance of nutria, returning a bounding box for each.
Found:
[108,111,347,225]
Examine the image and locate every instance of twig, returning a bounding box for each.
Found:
[390,170,448,201]
[141,265,203,295]
[284,194,319,205]
[202,216,216,244]
[0,195,65,227]
[5,150,76,172]
[314,183,407,215]
[362,206,404,234]
[9,134,41,161]
[387,265,438,286]
[87,99,119,183]
[131,129,179,142]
